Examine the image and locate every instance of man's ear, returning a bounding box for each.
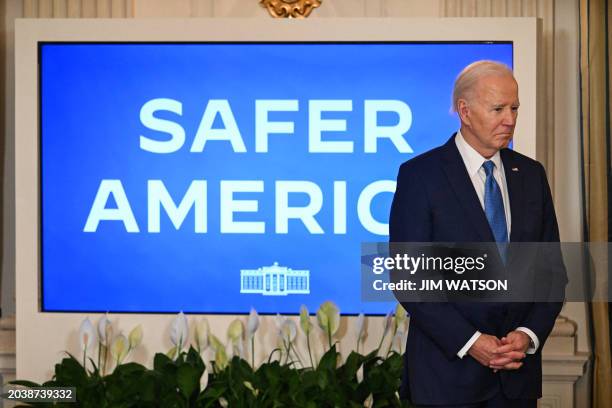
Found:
[457,99,471,126]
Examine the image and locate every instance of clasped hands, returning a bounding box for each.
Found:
[467,331,531,372]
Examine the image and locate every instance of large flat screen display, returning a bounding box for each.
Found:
[40,42,513,314]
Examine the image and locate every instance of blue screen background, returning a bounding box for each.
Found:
[40,43,513,314]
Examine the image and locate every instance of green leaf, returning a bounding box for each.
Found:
[53,356,88,388]
[112,362,147,376]
[129,371,158,402]
[9,380,41,388]
[317,345,338,374]
[154,352,174,371]
[185,346,205,369]
[159,392,186,408]
[176,364,199,399]
[317,370,329,390]
[342,351,363,381]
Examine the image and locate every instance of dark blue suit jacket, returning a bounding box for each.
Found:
[389,135,565,405]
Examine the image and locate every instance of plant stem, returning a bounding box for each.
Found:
[83,347,87,369]
[283,339,289,365]
[306,333,315,368]
[97,343,101,371]
[267,348,281,364]
[386,326,398,357]
[287,342,295,365]
[288,342,303,368]
[105,345,109,375]
[377,330,386,352]
[251,336,255,368]
[101,345,107,376]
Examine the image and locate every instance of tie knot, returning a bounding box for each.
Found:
[482,160,495,176]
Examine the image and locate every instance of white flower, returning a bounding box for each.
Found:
[394,327,405,349]
[215,347,228,370]
[364,393,374,408]
[97,314,113,346]
[356,313,366,341]
[317,301,340,336]
[275,313,284,331]
[356,363,364,383]
[394,303,407,330]
[79,317,95,352]
[208,333,223,352]
[227,319,244,345]
[247,308,259,339]
[194,319,210,352]
[235,340,244,359]
[166,346,177,360]
[279,319,297,343]
[382,309,393,338]
[228,319,244,357]
[299,305,312,335]
[110,334,129,364]
[200,368,209,392]
[219,397,229,408]
[128,325,143,350]
[170,312,189,351]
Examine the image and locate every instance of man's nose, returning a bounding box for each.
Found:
[502,109,516,126]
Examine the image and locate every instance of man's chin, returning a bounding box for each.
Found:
[497,135,513,148]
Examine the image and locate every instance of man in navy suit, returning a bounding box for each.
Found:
[389,61,565,407]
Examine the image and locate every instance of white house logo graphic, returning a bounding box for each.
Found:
[240,262,310,296]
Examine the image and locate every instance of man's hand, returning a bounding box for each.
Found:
[467,334,502,367]
[489,331,530,371]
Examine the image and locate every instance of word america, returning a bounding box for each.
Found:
[84,180,394,235]
[83,98,413,235]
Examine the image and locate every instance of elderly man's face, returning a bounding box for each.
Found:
[459,74,519,158]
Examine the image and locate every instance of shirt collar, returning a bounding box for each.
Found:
[455,130,502,177]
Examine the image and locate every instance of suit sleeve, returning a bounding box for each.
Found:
[516,163,567,346]
[390,162,479,360]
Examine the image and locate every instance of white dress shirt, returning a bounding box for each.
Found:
[453,131,539,359]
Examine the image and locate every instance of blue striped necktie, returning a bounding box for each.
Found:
[482,161,508,256]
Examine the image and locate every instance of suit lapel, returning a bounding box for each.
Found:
[441,135,495,242]
[500,149,525,242]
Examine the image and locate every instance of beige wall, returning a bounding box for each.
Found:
[3,0,587,393]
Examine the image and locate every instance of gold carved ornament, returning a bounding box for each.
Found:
[259,0,322,18]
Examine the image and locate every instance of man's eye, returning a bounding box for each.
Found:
[512,106,519,111]
[493,107,503,112]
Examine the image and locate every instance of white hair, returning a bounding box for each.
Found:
[451,60,514,113]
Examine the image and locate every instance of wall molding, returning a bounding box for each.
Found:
[23,0,133,18]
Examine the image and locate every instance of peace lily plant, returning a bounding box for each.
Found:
[13,302,413,407]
